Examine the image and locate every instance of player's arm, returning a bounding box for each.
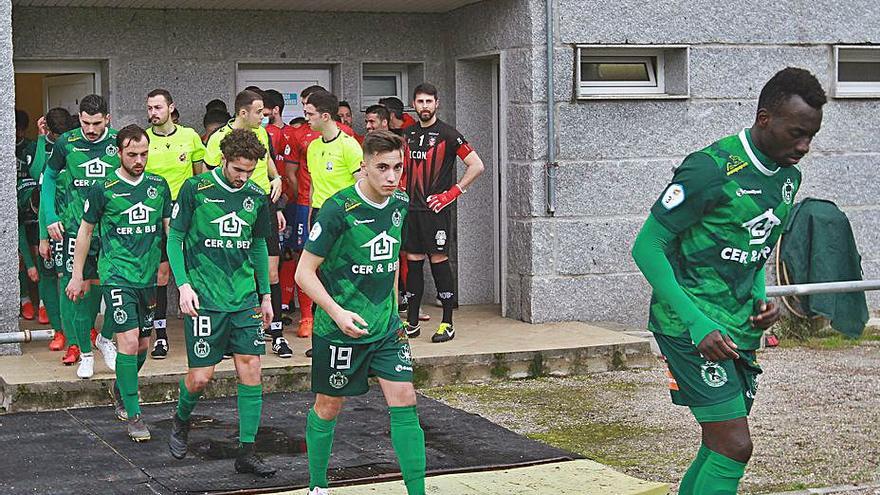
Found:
[18,225,36,278]
[40,141,65,240]
[250,199,273,327]
[632,152,738,361]
[65,220,95,302]
[295,251,368,338]
[167,180,199,316]
[29,135,47,182]
[426,136,483,213]
[749,267,779,329]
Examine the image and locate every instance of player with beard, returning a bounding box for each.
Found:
[144,89,206,359]
[402,83,484,343]
[67,124,172,440]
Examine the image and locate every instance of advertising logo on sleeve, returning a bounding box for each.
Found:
[661,183,685,210]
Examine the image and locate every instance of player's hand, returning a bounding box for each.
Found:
[332,309,369,339]
[39,240,51,261]
[750,299,780,329]
[65,275,87,302]
[27,267,39,283]
[178,283,201,317]
[276,210,287,233]
[426,184,463,213]
[696,330,739,362]
[47,221,64,241]
[260,294,273,329]
[37,116,48,136]
[269,176,283,203]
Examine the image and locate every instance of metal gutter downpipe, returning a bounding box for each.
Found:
[0,329,55,345]
[545,0,557,215]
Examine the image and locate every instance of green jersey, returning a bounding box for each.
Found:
[47,127,120,232]
[83,170,172,288]
[649,128,800,350]
[145,125,206,200]
[305,182,408,344]
[170,168,271,311]
[16,138,36,180]
[17,175,38,224]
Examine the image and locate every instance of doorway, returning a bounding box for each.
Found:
[13,59,105,139]
[236,64,334,123]
[454,54,506,312]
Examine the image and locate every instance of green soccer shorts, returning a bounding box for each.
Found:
[62,234,98,280]
[184,307,266,368]
[654,332,762,422]
[311,327,414,397]
[102,286,156,338]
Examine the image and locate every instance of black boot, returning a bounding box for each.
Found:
[234,442,277,478]
[168,413,190,459]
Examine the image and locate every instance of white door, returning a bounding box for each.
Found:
[237,68,332,123]
[43,74,96,114]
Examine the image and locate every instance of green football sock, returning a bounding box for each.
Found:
[678,444,710,495]
[19,268,29,301]
[137,352,147,372]
[389,406,426,495]
[71,296,94,353]
[176,379,203,421]
[88,284,113,340]
[38,275,62,330]
[306,408,337,490]
[115,352,140,417]
[59,276,76,347]
[237,383,263,444]
[692,448,747,495]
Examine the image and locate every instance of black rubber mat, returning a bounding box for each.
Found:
[0,388,575,494]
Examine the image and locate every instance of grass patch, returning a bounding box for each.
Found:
[529,422,665,469]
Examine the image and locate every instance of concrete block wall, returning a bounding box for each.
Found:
[535,0,880,325]
[0,0,21,354]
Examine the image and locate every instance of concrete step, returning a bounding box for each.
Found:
[0,305,655,412]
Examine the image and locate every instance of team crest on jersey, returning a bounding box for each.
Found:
[54,252,63,267]
[700,361,728,388]
[326,161,334,171]
[392,209,402,227]
[105,144,118,156]
[66,257,74,273]
[178,153,187,162]
[742,209,781,245]
[428,136,436,147]
[212,212,249,237]
[194,339,211,359]
[43,257,54,270]
[329,372,348,389]
[113,308,128,325]
[661,183,685,210]
[435,230,447,247]
[782,178,794,205]
[147,186,158,199]
[242,197,255,212]
[362,231,398,261]
[397,343,413,365]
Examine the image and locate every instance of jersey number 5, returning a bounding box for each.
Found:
[328,345,352,370]
[110,289,124,307]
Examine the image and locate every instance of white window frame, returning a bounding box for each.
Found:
[834,45,880,98]
[361,64,408,103]
[575,45,689,100]
[579,55,662,93]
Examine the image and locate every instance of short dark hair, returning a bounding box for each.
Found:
[68,114,81,130]
[205,99,227,113]
[244,85,262,93]
[46,107,73,135]
[203,109,230,129]
[300,85,326,102]
[15,109,29,131]
[758,67,827,113]
[117,124,149,150]
[234,90,263,114]
[171,108,180,120]
[263,89,285,114]
[338,100,352,111]
[147,88,173,105]
[307,90,339,117]
[413,82,438,100]
[365,104,390,122]
[80,94,108,116]
[378,97,404,119]
[289,116,307,126]
[220,128,267,163]
[363,130,405,157]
